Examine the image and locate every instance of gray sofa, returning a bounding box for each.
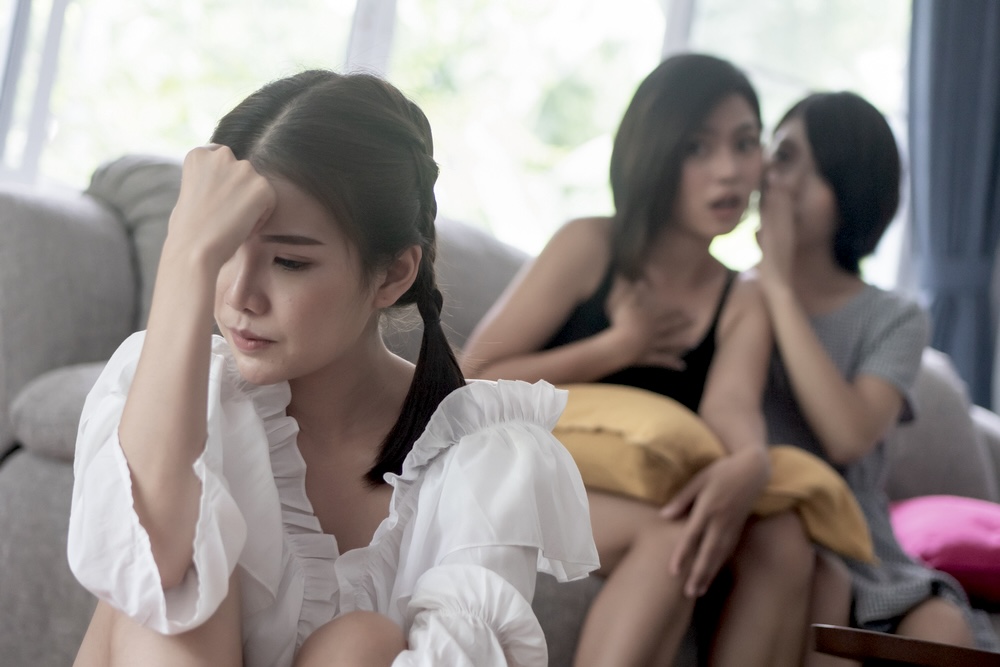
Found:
[1,155,999,666]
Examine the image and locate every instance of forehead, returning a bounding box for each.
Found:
[770,116,814,159]
[260,177,342,242]
[698,94,760,133]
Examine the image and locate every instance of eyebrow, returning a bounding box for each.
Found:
[260,234,325,246]
[696,121,761,136]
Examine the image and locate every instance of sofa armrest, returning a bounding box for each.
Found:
[0,183,135,449]
[970,405,1000,502]
[885,348,1000,503]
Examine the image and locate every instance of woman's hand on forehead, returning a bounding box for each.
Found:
[167,145,277,270]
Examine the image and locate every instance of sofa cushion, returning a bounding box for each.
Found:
[885,348,1000,503]
[890,495,1000,603]
[10,363,104,461]
[0,450,97,665]
[86,154,182,330]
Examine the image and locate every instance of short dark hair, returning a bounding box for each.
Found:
[609,53,761,279]
[211,70,464,484]
[777,91,901,274]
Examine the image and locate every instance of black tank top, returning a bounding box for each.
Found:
[543,266,737,412]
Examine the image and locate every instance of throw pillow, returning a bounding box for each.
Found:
[554,383,874,562]
[552,383,724,506]
[890,495,1000,602]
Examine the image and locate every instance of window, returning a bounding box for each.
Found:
[389,0,665,254]
[689,0,911,279]
[1,0,912,281]
[24,0,356,188]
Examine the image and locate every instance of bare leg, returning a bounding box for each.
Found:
[709,512,814,667]
[74,574,242,667]
[896,596,974,647]
[805,550,858,667]
[294,610,406,667]
[573,490,694,667]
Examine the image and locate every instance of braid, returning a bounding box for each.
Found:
[366,114,466,484]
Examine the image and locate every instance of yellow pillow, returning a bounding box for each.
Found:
[553,383,725,504]
[553,383,874,562]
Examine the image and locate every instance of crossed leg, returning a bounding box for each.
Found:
[708,511,815,667]
[573,490,695,667]
[804,549,857,667]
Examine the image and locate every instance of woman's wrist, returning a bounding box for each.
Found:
[759,275,797,311]
[730,445,772,493]
[159,235,227,285]
[599,325,644,369]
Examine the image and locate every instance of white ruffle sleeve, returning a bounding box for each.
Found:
[67,331,288,635]
[393,563,547,666]
[369,380,600,666]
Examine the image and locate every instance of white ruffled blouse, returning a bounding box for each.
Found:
[68,333,599,667]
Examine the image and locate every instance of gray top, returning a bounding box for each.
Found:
[763,284,998,649]
[764,283,926,467]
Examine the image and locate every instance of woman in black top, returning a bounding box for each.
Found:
[463,54,815,667]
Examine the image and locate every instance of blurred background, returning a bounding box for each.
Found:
[0,0,910,271]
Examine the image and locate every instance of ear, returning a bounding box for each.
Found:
[373,244,422,309]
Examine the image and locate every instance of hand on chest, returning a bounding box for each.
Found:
[606,275,724,357]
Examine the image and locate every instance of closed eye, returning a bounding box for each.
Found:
[274,257,310,271]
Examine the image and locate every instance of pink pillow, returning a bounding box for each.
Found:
[890,495,1000,602]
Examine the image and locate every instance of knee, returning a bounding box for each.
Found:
[813,551,851,602]
[898,598,974,647]
[632,518,685,560]
[734,512,814,585]
[295,611,406,667]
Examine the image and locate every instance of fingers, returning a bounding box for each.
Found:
[170,144,277,268]
[667,507,705,579]
[659,468,705,520]
[683,520,735,598]
[661,471,709,578]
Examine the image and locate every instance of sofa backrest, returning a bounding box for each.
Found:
[382,217,529,361]
[85,155,182,331]
[885,347,1000,502]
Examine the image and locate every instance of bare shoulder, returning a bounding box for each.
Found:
[545,216,613,264]
[535,216,614,299]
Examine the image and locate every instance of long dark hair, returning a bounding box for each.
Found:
[777,91,901,274]
[211,70,465,483]
[609,53,761,279]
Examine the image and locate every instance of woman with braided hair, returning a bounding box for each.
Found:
[67,70,598,667]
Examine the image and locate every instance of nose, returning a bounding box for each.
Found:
[220,248,268,315]
[714,146,740,181]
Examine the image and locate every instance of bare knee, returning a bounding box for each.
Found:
[734,512,814,586]
[589,491,675,575]
[295,611,406,667]
[76,586,243,667]
[897,597,974,647]
[633,517,685,554]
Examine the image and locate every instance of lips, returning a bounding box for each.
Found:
[710,193,743,210]
[229,327,275,352]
